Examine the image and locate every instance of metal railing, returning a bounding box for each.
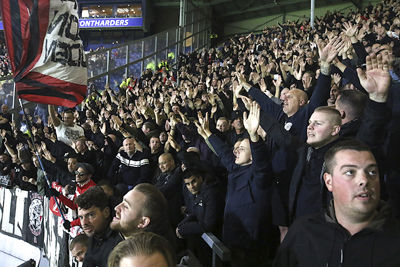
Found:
[202,232,231,267]
[86,23,210,90]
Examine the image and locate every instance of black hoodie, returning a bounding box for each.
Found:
[274,201,400,267]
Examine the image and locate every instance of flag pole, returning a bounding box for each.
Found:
[18,96,68,223]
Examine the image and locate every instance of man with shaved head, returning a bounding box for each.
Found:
[107,137,151,192]
[153,153,183,227]
[238,37,344,141]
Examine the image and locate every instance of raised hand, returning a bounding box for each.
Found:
[342,22,358,37]
[356,53,391,103]
[272,75,282,88]
[318,36,345,64]
[167,134,181,152]
[195,112,212,139]
[111,115,123,127]
[238,95,252,111]
[243,101,260,142]
[236,72,251,91]
[332,73,342,85]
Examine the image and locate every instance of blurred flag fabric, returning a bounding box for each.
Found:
[1,0,87,107]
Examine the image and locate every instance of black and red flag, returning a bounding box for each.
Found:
[1,0,87,107]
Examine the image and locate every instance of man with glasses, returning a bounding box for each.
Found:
[51,163,96,230]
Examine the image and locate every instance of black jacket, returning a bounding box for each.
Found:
[259,99,390,223]
[107,150,151,187]
[178,181,224,237]
[154,167,184,227]
[274,201,400,267]
[208,134,273,249]
[83,227,123,267]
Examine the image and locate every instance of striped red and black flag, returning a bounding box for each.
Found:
[1,0,87,107]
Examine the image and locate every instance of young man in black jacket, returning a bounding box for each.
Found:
[196,102,275,267]
[76,186,123,267]
[273,140,400,267]
[274,53,399,266]
[176,170,224,266]
[177,169,224,237]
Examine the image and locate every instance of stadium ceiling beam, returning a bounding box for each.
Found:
[220,0,309,18]
[153,1,180,7]
[153,0,231,7]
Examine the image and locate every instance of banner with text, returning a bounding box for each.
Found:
[1,0,87,107]
[0,187,70,267]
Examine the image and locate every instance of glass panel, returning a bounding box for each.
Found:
[157,32,167,51]
[199,30,204,49]
[144,38,155,57]
[87,51,107,78]
[109,68,126,92]
[192,33,198,52]
[110,46,127,69]
[167,46,177,66]
[167,29,177,46]
[128,62,142,79]
[128,41,143,62]
[91,75,107,92]
[184,30,193,54]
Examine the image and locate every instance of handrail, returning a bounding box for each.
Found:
[201,232,231,263]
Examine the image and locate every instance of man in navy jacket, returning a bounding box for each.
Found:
[196,102,275,267]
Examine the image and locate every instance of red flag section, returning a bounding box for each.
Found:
[1,0,87,107]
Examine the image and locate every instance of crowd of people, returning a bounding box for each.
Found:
[1,0,400,266]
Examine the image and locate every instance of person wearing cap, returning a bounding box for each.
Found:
[50,162,97,229]
[15,158,37,191]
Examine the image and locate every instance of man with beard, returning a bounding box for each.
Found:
[110,183,175,247]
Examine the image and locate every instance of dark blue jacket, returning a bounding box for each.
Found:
[154,167,184,227]
[259,98,390,223]
[208,134,273,249]
[249,73,331,141]
[178,181,224,237]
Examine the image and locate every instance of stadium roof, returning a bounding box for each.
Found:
[153,0,362,23]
